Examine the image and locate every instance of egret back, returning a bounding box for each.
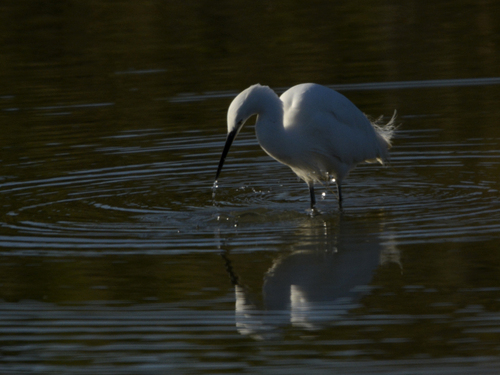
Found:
[280,83,392,175]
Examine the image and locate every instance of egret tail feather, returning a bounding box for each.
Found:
[372,110,398,147]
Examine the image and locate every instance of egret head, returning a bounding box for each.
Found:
[226,84,265,132]
[216,84,268,181]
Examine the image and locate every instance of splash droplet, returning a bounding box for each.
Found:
[212,181,218,199]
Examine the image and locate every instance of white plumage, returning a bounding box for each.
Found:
[216,83,396,209]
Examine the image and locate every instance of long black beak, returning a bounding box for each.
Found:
[215,129,237,181]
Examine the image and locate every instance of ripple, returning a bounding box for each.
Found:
[1,124,500,255]
[169,77,500,103]
[1,299,500,374]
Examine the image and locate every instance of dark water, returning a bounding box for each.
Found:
[1,1,500,374]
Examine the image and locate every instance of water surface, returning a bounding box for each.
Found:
[1,1,500,374]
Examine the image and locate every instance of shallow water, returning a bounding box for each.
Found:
[1,1,500,374]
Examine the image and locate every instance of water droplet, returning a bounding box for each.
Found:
[212,181,218,199]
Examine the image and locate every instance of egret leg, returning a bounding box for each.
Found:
[337,183,343,210]
[308,183,316,209]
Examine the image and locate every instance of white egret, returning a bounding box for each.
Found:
[215,83,396,210]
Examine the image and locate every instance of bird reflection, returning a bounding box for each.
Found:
[219,217,400,340]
